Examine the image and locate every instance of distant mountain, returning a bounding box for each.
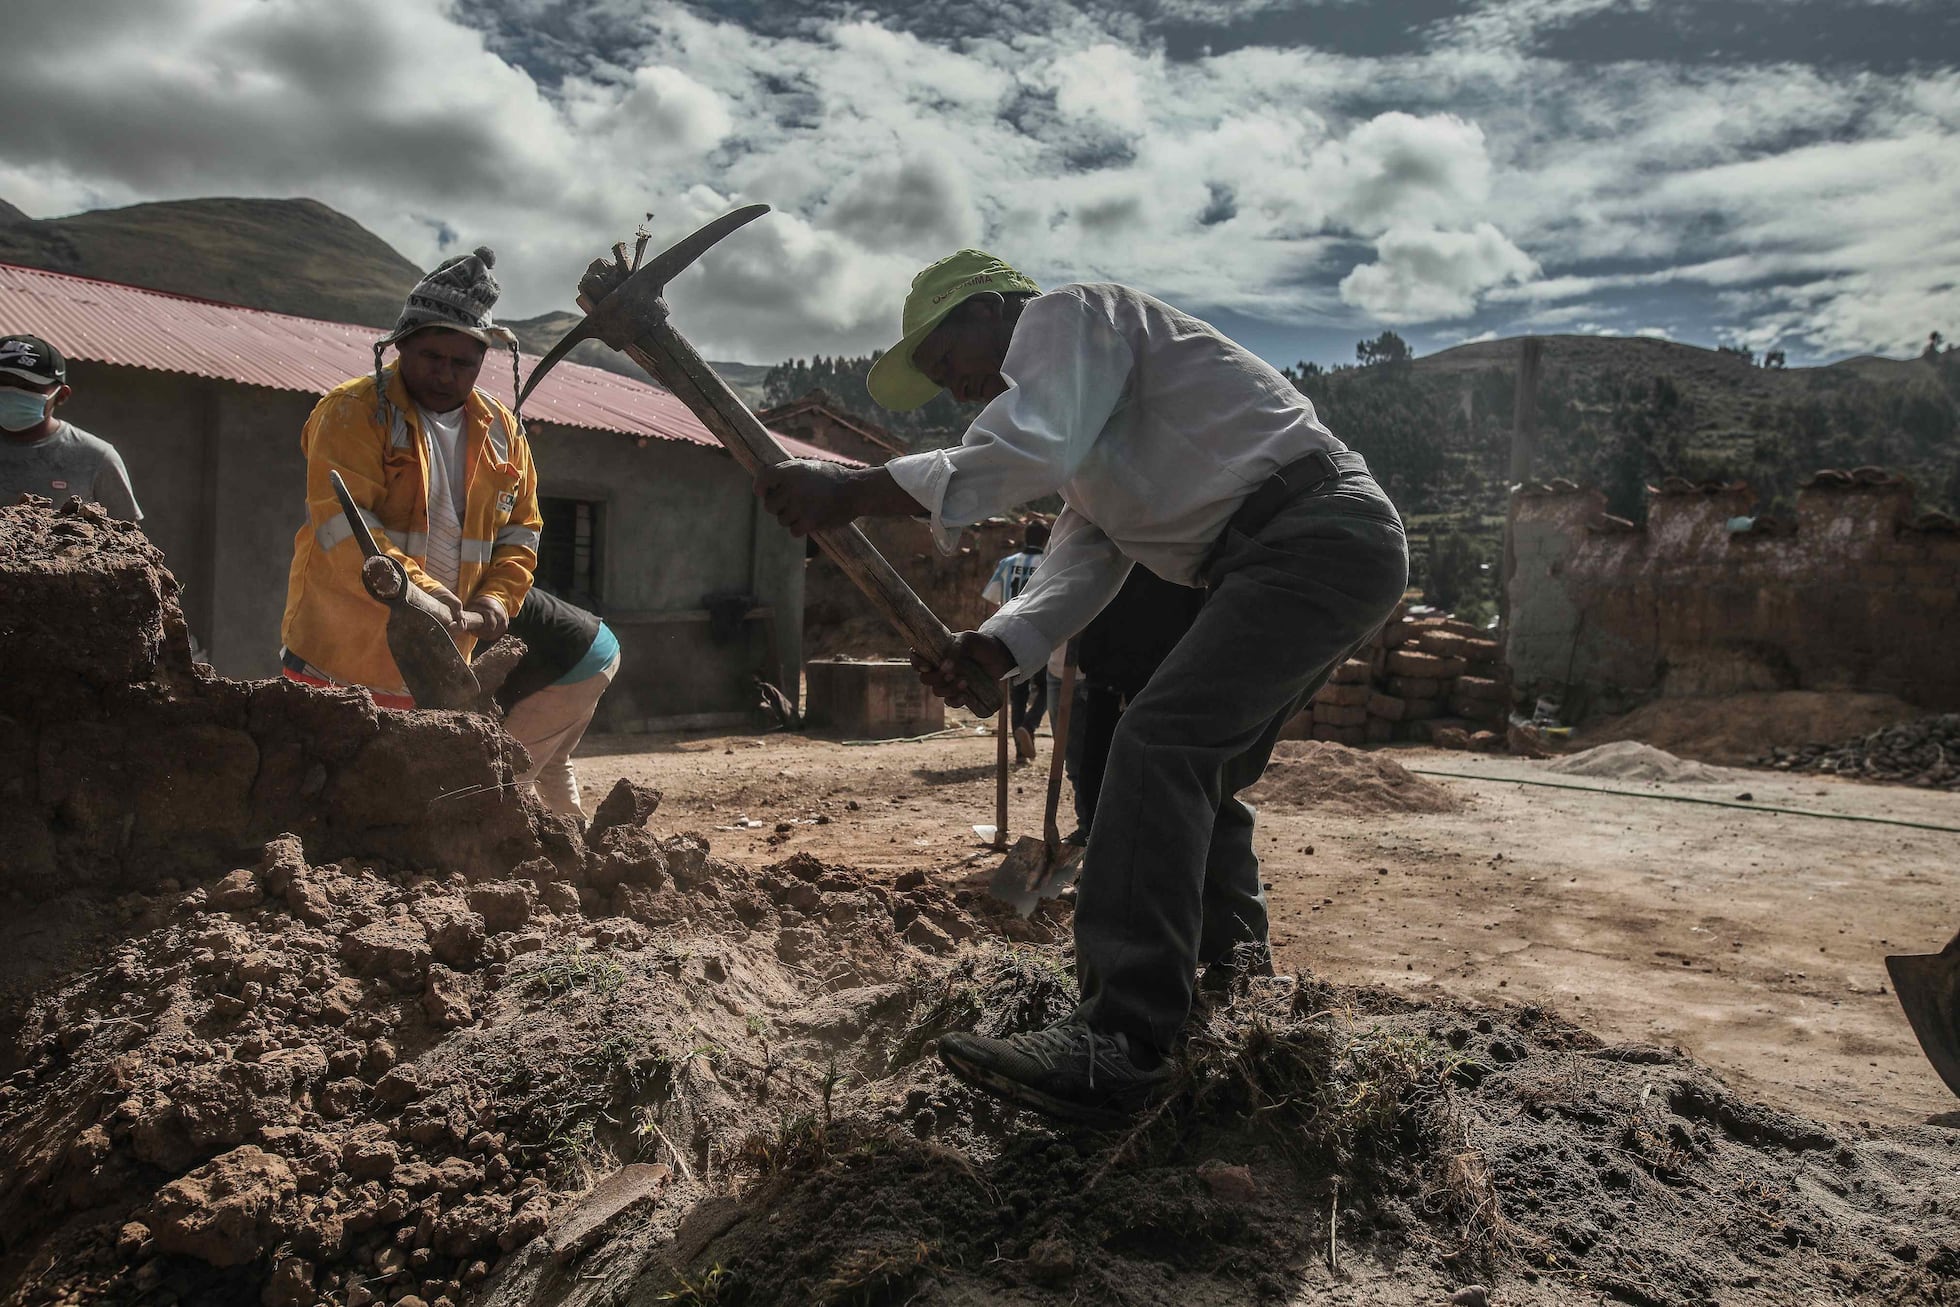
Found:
[0,196,422,328]
[0,196,767,403]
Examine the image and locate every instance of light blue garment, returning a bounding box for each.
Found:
[0,390,51,431]
[557,621,619,686]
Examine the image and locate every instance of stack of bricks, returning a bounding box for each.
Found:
[1300,611,1516,750]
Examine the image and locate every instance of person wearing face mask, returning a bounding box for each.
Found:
[280,247,542,709]
[0,333,142,523]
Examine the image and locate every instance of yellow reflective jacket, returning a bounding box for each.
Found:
[281,367,543,694]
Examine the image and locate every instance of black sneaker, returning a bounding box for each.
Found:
[938,1019,1174,1126]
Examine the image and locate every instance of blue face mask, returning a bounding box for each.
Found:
[0,389,51,432]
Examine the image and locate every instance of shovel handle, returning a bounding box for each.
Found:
[994,697,1010,852]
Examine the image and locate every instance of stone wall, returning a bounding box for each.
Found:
[1505,473,1960,717]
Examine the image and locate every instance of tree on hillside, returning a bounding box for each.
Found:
[1356,331,1412,367]
[761,353,979,449]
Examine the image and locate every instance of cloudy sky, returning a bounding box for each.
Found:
[4,0,1957,367]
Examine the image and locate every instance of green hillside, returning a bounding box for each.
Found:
[0,196,421,327]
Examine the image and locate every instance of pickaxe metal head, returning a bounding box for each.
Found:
[519,203,771,407]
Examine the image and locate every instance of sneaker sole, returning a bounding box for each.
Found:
[937,1043,1156,1129]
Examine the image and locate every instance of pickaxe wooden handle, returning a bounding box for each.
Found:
[526,205,1002,718]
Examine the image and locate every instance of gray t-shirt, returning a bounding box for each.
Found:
[0,421,142,522]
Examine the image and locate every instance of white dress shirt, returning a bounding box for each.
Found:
[884,283,1342,677]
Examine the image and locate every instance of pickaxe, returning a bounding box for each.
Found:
[519,204,1003,718]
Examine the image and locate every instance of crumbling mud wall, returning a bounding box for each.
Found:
[0,498,575,900]
[802,514,1047,660]
[1505,473,1960,717]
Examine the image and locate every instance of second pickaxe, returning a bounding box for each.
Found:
[519,204,1003,718]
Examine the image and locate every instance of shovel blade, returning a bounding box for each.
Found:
[387,605,481,711]
[1887,941,1960,1101]
[985,836,1084,918]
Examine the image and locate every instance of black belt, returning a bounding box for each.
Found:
[1231,447,1369,533]
[1202,448,1372,585]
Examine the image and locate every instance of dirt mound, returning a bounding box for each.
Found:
[484,954,1960,1307]
[6,497,1957,1307]
[0,804,1062,1307]
[1761,714,1960,790]
[1546,741,1733,785]
[1577,691,1923,765]
[5,802,1955,1306]
[1,496,567,898]
[1246,740,1462,814]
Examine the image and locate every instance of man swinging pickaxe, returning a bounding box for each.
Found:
[519,205,1002,718]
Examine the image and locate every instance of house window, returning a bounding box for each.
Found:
[537,497,603,610]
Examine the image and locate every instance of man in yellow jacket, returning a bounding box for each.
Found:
[281,245,543,707]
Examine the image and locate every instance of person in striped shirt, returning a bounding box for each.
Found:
[981,520,1050,760]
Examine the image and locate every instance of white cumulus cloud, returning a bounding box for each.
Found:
[1340,223,1539,321]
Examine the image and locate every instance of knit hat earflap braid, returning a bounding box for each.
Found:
[373,245,525,432]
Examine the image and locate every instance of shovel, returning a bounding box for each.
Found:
[327,469,482,711]
[988,644,1084,916]
[972,699,1011,851]
[1886,929,1960,1100]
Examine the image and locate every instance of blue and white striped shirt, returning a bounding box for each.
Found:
[983,547,1044,607]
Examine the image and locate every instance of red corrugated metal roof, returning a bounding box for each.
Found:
[0,261,852,464]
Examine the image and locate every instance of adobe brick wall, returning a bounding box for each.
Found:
[803,515,1049,660]
[1505,476,1960,716]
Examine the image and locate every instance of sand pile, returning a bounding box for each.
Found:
[1546,741,1732,785]
[1246,740,1462,814]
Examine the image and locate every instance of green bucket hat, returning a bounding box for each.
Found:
[866,249,1041,411]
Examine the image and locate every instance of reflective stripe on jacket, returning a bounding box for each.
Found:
[280,366,543,694]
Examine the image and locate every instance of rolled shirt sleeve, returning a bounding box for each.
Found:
[884,291,1135,552]
[980,507,1133,678]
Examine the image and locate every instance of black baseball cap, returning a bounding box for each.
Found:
[0,334,66,386]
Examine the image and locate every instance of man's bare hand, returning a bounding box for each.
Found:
[755,459,863,536]
[909,632,1017,710]
[754,461,921,536]
[464,595,509,642]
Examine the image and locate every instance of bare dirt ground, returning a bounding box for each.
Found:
[573,722,1960,1129]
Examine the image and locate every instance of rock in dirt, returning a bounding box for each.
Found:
[1025,1235,1075,1285]
[1760,712,1960,790]
[1547,740,1731,784]
[1246,740,1460,813]
[146,1145,296,1267]
[208,868,264,911]
[1195,1159,1258,1203]
[589,777,662,835]
[341,916,433,981]
[1449,1287,1489,1307]
[547,1162,673,1264]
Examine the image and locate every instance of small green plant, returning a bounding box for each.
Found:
[526,940,625,999]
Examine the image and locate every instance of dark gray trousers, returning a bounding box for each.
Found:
[1075,470,1408,1051]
